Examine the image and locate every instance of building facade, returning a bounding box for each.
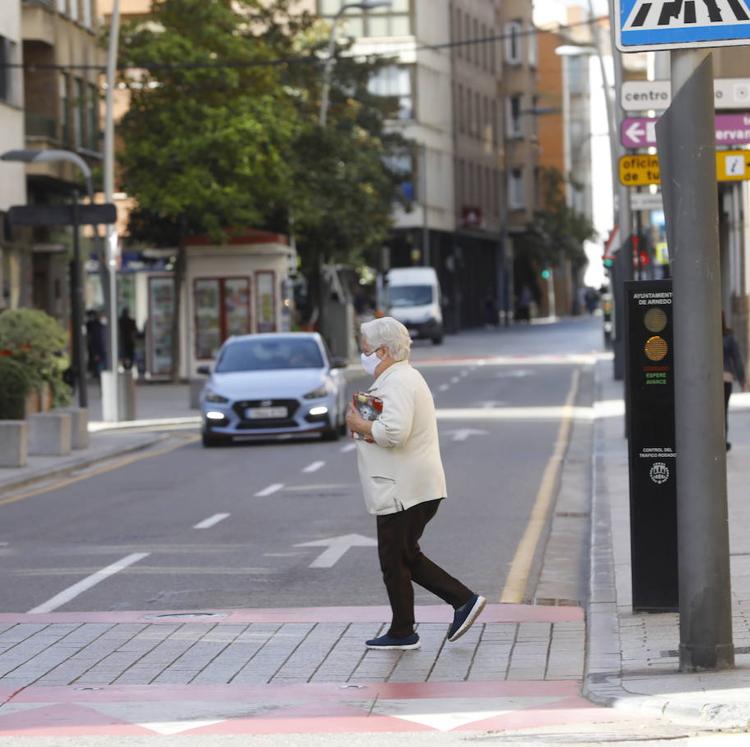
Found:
[21,0,104,321]
[0,0,28,311]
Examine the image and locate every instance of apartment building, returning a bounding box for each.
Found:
[311,0,539,328]
[0,1,27,311]
[21,0,104,320]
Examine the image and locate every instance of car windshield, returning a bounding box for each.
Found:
[215,338,325,372]
[389,285,433,307]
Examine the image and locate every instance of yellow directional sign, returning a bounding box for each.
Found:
[619,155,660,186]
[716,150,750,182]
[620,151,750,187]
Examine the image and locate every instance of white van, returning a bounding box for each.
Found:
[385,267,443,345]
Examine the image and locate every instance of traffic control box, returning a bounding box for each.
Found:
[625,280,678,612]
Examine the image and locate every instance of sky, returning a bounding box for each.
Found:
[533,0,611,26]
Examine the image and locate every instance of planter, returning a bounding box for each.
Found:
[25,383,53,416]
[0,421,28,468]
[28,412,72,457]
[59,407,89,450]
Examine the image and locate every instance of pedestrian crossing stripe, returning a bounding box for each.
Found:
[617,0,750,51]
[624,0,750,30]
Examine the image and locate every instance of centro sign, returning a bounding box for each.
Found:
[621,79,750,112]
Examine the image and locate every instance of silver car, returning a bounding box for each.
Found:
[198,333,348,447]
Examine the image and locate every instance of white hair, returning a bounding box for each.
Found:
[361,317,412,362]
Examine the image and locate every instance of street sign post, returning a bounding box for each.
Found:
[622,78,750,111]
[619,152,750,185]
[7,204,117,227]
[656,52,735,672]
[621,113,750,148]
[616,0,750,52]
[619,154,661,186]
[630,191,663,211]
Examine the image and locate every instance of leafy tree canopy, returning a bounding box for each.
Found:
[118,0,410,269]
[518,167,596,271]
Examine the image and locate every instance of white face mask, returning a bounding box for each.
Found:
[360,350,381,376]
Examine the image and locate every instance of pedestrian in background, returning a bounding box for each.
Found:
[346,316,485,651]
[723,312,746,452]
[85,309,106,380]
[118,307,137,370]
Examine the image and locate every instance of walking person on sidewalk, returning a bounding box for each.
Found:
[346,316,485,651]
[723,312,746,451]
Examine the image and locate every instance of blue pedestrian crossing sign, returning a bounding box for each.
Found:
[616,0,750,51]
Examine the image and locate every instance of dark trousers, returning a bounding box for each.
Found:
[376,498,473,638]
[725,381,733,438]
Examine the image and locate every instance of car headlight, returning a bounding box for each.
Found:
[303,382,331,399]
[205,390,229,404]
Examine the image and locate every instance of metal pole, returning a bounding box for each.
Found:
[103,0,120,421]
[71,192,88,408]
[319,19,339,128]
[658,49,734,672]
[608,0,632,381]
[421,144,430,266]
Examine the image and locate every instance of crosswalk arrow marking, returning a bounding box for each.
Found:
[295,534,377,568]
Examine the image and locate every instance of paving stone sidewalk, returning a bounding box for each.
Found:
[585,359,750,729]
[0,606,584,691]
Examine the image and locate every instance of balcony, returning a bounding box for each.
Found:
[25,112,60,142]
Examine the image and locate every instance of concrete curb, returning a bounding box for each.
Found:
[582,361,750,731]
[0,432,165,495]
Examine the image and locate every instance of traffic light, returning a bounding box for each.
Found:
[602,253,615,269]
[541,268,551,280]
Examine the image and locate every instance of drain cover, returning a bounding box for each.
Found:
[144,612,228,621]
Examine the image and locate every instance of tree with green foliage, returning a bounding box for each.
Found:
[518,167,596,273]
[117,0,409,372]
[118,0,300,378]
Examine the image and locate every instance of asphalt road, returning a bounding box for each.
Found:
[0,317,604,614]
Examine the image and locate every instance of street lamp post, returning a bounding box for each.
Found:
[1,149,93,409]
[319,0,392,128]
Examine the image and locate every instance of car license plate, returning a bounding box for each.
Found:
[246,406,287,419]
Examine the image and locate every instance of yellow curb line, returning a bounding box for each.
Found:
[499,368,581,604]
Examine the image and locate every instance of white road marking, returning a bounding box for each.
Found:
[193,513,230,529]
[450,377,460,384]
[28,553,149,614]
[460,370,469,377]
[442,428,490,442]
[340,443,356,453]
[295,534,377,568]
[255,483,284,497]
[438,384,450,392]
[303,460,325,473]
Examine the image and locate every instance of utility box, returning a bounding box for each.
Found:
[625,279,678,612]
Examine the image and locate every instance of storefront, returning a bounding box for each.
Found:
[183,231,295,378]
[86,230,295,380]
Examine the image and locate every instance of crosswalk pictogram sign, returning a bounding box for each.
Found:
[616,0,750,51]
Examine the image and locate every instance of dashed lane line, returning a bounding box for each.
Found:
[340,443,356,453]
[193,513,230,529]
[27,552,150,614]
[302,461,325,474]
[254,483,284,497]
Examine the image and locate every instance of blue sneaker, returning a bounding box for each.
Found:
[365,632,420,650]
[447,594,486,642]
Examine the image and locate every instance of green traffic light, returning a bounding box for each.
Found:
[541,269,551,280]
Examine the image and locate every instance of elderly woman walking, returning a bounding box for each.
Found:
[346,316,485,650]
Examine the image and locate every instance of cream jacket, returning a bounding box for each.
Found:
[355,361,447,515]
